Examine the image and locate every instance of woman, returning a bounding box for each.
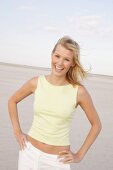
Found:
[8,36,101,170]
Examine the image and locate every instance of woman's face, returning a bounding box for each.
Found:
[51,44,75,77]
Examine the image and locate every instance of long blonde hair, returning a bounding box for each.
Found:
[52,36,88,86]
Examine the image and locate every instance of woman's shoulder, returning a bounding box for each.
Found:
[28,76,39,93]
[30,76,39,84]
[30,75,45,92]
[77,84,90,104]
[78,84,87,93]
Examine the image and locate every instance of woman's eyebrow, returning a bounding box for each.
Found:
[54,52,72,60]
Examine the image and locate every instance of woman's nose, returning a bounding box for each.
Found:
[58,59,63,65]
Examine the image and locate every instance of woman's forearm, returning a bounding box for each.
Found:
[8,98,22,134]
[76,122,102,157]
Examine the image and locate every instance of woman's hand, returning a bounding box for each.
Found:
[58,150,84,164]
[14,131,28,150]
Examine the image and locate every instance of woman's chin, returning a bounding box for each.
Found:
[52,69,66,77]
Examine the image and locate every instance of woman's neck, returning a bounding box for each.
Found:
[46,74,69,86]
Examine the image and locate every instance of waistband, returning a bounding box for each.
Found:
[26,141,59,159]
[23,141,71,169]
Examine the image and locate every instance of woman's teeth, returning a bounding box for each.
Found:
[56,66,63,70]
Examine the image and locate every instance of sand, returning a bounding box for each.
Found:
[0,62,113,170]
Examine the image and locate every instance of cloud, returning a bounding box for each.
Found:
[100,26,113,37]
[18,5,33,11]
[66,15,112,36]
[43,26,59,32]
[78,16,101,27]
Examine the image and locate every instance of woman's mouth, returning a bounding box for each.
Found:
[55,66,64,72]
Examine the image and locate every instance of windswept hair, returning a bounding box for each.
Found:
[52,36,88,86]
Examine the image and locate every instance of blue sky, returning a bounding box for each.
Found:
[0,0,113,76]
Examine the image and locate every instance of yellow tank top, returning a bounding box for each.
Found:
[28,75,79,146]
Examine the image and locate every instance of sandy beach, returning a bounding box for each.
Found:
[0,62,113,170]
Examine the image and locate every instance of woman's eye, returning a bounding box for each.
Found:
[65,59,70,61]
[55,55,60,58]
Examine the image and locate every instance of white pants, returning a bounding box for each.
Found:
[18,142,71,170]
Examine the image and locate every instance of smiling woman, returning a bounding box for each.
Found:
[49,45,75,86]
[50,36,87,86]
[8,36,101,170]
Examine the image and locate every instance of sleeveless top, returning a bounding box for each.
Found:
[28,75,79,146]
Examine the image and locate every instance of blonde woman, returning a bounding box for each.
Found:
[8,36,101,170]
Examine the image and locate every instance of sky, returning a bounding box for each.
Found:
[0,0,113,76]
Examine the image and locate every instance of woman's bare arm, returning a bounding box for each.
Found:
[75,85,102,160]
[8,77,38,150]
[57,85,102,164]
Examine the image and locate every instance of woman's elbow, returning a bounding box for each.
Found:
[94,120,102,134]
[98,121,102,133]
[8,96,17,107]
